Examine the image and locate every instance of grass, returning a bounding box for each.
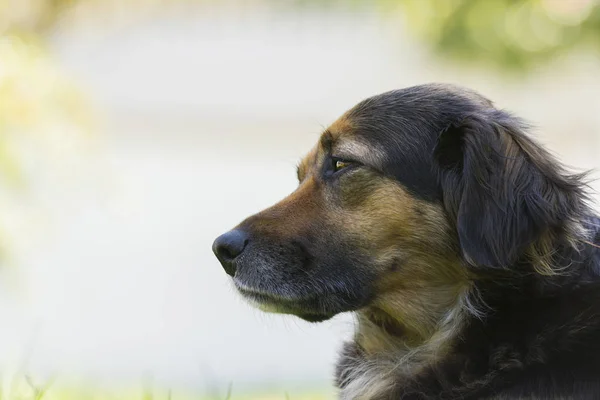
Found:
[0,377,332,400]
[0,388,331,400]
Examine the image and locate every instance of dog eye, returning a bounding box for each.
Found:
[334,159,351,172]
[327,157,359,177]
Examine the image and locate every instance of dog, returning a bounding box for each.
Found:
[212,84,600,399]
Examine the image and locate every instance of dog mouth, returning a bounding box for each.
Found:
[234,280,335,322]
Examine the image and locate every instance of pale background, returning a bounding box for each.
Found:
[0,1,599,397]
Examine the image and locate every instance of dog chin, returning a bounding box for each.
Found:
[235,284,336,322]
[258,303,334,323]
[295,313,334,323]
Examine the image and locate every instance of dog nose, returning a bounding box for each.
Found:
[212,229,249,276]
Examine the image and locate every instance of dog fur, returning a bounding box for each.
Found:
[213,84,600,399]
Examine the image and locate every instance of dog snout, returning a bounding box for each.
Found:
[212,229,249,276]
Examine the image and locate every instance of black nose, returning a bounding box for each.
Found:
[212,229,249,276]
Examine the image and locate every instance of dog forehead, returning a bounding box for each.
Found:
[327,114,355,138]
[299,115,355,166]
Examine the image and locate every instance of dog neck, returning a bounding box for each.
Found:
[338,283,477,400]
[356,282,473,356]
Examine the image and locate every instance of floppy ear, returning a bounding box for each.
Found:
[434,110,585,270]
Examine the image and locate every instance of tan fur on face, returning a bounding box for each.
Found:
[243,175,323,242]
[328,115,355,138]
[300,119,475,352]
[281,119,479,399]
[320,128,477,400]
[331,174,470,341]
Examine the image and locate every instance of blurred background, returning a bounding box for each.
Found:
[0,0,599,398]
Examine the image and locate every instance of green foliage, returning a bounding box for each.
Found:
[400,0,600,70]
[289,0,600,70]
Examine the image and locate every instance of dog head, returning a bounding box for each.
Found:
[212,84,586,327]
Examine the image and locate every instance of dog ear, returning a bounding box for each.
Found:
[434,110,585,270]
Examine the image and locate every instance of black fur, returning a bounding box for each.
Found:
[214,83,600,399]
[335,84,600,399]
[435,112,587,269]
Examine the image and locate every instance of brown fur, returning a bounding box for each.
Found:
[213,84,599,399]
[292,122,476,399]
